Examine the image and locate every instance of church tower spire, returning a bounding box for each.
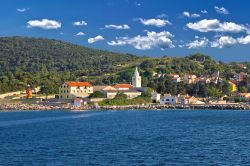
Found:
[132,67,141,88]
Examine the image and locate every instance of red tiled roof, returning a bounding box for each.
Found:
[66,82,92,87]
[113,84,133,89]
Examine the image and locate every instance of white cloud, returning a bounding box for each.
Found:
[157,13,168,18]
[75,32,85,36]
[27,19,61,30]
[201,10,208,14]
[88,35,104,43]
[186,37,209,49]
[214,6,229,15]
[211,36,237,48]
[108,39,127,46]
[184,34,250,49]
[73,21,87,26]
[138,18,171,27]
[17,8,29,12]
[186,19,248,33]
[238,35,250,44]
[183,11,200,18]
[104,24,130,30]
[210,35,250,48]
[107,31,174,50]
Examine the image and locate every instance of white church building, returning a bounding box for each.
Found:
[93,67,146,99]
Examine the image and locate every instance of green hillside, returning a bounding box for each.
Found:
[0,37,139,93]
[0,36,249,97]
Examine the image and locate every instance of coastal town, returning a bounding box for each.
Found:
[2,1,250,166]
[0,66,249,111]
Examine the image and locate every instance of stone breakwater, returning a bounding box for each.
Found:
[99,104,250,110]
[0,103,249,111]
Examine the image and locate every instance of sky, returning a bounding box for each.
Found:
[1,0,250,62]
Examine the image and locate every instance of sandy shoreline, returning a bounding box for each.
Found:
[0,103,249,111]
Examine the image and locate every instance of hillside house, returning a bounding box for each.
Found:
[184,74,197,84]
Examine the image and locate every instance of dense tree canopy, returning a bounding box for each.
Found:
[0,37,138,93]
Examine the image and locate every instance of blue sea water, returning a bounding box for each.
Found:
[0,110,250,165]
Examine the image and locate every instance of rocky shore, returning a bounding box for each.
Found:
[99,104,250,110]
[0,103,249,111]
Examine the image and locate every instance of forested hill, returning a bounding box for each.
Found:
[0,36,248,95]
[0,36,138,75]
[0,36,139,93]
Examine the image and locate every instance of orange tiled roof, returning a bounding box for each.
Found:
[113,84,133,89]
[66,81,92,87]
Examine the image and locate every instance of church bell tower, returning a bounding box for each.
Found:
[132,67,141,88]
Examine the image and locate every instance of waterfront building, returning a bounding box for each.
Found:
[151,92,161,103]
[91,68,144,99]
[179,95,204,105]
[92,84,142,99]
[160,94,178,105]
[59,82,93,99]
[104,89,142,99]
[60,67,144,101]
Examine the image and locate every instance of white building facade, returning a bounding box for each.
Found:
[160,95,178,105]
[59,82,93,99]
